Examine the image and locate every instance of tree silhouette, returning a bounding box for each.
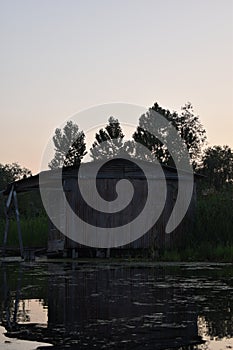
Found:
[133,102,206,168]
[49,121,87,169]
[201,145,233,190]
[90,117,125,160]
[0,163,31,190]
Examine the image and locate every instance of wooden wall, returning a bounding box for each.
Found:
[47,168,196,256]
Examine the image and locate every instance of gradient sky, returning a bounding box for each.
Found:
[0,0,232,173]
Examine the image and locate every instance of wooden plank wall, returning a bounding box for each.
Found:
[61,177,193,251]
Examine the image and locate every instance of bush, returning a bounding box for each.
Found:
[192,188,233,247]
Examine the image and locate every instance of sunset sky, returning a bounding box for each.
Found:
[1,0,232,174]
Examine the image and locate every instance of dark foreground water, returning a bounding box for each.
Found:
[0,261,232,350]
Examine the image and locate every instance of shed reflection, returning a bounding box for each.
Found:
[0,262,232,349]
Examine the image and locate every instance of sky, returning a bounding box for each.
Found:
[0,0,232,174]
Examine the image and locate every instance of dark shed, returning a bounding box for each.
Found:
[3,159,197,258]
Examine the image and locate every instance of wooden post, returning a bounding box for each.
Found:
[13,190,24,259]
[2,186,14,257]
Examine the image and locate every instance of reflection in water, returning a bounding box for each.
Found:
[197,315,233,350]
[17,299,48,324]
[0,262,232,349]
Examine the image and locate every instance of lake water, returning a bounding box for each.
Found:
[0,261,232,349]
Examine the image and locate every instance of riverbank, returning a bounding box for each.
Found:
[1,244,233,263]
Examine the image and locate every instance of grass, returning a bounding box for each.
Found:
[193,190,233,247]
[1,214,233,261]
[0,216,48,248]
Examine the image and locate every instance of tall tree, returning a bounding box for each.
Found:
[49,121,87,169]
[174,103,206,167]
[90,117,125,160]
[200,145,233,190]
[0,163,31,190]
[133,102,206,168]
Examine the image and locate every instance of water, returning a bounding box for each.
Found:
[0,261,232,349]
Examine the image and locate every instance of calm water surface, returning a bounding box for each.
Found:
[0,261,232,350]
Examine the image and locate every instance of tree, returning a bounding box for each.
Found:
[0,163,32,190]
[133,102,206,168]
[90,117,125,160]
[200,145,233,190]
[174,103,207,168]
[48,121,87,169]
